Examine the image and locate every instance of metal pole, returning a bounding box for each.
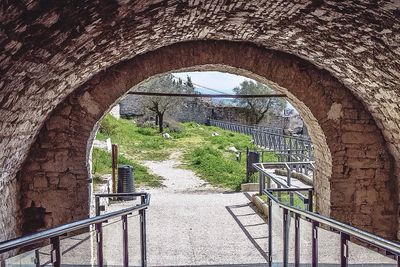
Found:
[34,249,40,267]
[308,190,313,212]
[283,209,289,267]
[96,223,104,267]
[312,221,319,267]
[50,236,61,267]
[95,196,100,216]
[246,147,249,182]
[340,232,349,267]
[295,214,300,267]
[122,215,129,267]
[277,184,282,200]
[140,195,147,267]
[268,197,273,267]
[259,172,265,195]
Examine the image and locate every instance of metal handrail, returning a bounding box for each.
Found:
[253,162,312,185]
[264,189,400,255]
[209,119,314,161]
[253,163,313,202]
[209,119,311,141]
[253,129,312,142]
[255,161,315,168]
[0,192,150,255]
[255,159,400,266]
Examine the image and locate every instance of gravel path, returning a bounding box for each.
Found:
[126,151,269,266]
[100,152,396,266]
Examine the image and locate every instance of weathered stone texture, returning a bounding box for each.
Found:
[0,0,399,245]
[17,42,398,243]
[120,95,284,126]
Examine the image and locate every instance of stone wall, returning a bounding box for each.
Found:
[18,100,91,234]
[1,1,400,246]
[17,41,398,241]
[120,94,285,127]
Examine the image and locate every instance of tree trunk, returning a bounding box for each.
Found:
[158,112,164,133]
[155,115,159,125]
[255,114,264,124]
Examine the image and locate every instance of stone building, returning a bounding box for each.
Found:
[119,94,286,127]
[0,1,400,258]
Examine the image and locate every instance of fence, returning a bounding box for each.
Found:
[253,162,400,267]
[0,192,150,267]
[209,119,314,161]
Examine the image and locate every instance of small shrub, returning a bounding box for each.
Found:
[99,114,118,136]
[92,148,112,175]
[137,127,156,136]
[164,119,182,133]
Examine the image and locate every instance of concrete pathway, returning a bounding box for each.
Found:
[7,152,396,266]
[101,152,269,266]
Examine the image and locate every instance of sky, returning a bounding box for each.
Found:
[172,71,254,94]
[172,71,295,110]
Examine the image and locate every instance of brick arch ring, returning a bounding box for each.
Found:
[19,40,397,239]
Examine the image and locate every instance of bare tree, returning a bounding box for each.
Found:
[233,80,286,125]
[136,74,191,133]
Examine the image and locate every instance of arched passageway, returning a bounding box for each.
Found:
[18,41,397,241]
[1,2,400,251]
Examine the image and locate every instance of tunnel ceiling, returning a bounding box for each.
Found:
[0,0,400,184]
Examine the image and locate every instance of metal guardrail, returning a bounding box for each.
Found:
[209,118,283,135]
[0,192,150,267]
[209,119,314,161]
[254,163,400,267]
[253,162,314,211]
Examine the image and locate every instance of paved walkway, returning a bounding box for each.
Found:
[100,153,396,266]
[7,152,396,266]
[102,152,269,266]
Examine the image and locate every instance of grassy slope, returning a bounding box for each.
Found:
[92,148,163,187]
[179,123,277,190]
[94,115,277,190]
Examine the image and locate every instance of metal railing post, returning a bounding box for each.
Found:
[95,196,100,216]
[34,249,40,267]
[122,215,129,267]
[140,195,147,267]
[268,197,273,267]
[50,236,61,267]
[308,190,313,212]
[259,172,265,195]
[295,214,300,267]
[340,232,349,267]
[283,209,289,267]
[312,221,319,267]
[96,222,104,267]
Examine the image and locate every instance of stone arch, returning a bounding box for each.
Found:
[19,41,397,239]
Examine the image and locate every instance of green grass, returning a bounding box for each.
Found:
[183,145,277,190]
[92,147,163,187]
[96,115,173,160]
[183,146,245,190]
[94,115,277,190]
